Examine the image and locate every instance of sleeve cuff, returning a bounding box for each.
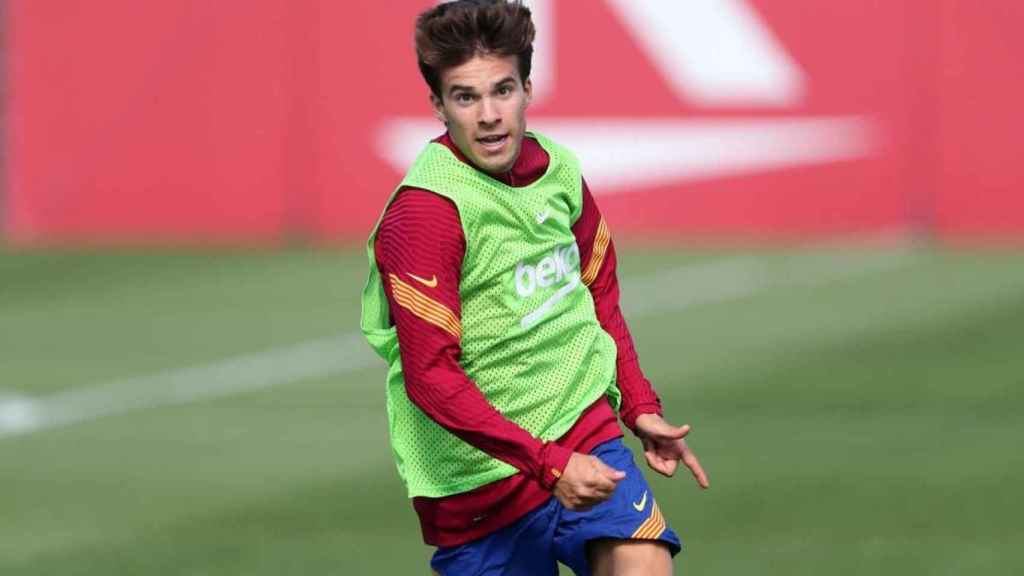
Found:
[538,442,574,491]
[620,402,663,435]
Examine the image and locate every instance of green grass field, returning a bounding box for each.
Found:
[2,244,1023,574]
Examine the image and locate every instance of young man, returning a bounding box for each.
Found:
[360,1,709,574]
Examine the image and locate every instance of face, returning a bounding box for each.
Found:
[431,53,533,176]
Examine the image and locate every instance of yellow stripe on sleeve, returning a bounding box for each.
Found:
[581,218,611,286]
[388,274,462,340]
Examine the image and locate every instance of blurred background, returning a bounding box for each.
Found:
[2,1,1022,574]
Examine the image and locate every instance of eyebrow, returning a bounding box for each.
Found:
[448,84,475,96]
[447,77,518,96]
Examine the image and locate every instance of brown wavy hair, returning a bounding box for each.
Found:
[415,0,536,100]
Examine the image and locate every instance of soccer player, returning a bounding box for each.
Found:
[360,1,709,574]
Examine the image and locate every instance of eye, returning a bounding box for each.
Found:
[455,93,475,104]
[498,85,513,96]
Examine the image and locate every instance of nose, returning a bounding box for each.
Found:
[479,96,501,126]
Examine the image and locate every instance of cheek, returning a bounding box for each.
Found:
[448,115,474,140]
[512,100,529,126]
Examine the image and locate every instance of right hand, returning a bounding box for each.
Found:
[552,452,626,511]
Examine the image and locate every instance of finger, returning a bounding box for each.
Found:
[661,458,679,477]
[590,472,619,493]
[555,492,576,510]
[683,450,710,489]
[576,485,613,506]
[588,485,616,503]
[645,450,678,477]
[644,450,667,475]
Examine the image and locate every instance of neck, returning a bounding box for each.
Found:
[434,131,548,188]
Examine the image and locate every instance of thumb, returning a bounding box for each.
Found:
[594,457,626,481]
[659,423,691,440]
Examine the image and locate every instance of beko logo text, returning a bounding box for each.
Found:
[515,244,580,298]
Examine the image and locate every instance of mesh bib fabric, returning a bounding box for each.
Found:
[360,132,620,498]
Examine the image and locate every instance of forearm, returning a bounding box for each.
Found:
[589,245,662,431]
[401,344,572,488]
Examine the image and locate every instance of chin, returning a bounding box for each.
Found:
[475,154,514,175]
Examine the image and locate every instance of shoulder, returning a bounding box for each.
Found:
[528,131,580,166]
[381,187,460,228]
[376,188,465,261]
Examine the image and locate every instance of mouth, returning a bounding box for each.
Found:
[476,133,510,153]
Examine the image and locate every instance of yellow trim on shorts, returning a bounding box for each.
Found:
[630,500,666,540]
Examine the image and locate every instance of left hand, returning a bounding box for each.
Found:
[634,413,710,489]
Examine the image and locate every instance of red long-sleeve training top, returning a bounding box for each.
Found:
[373,133,662,547]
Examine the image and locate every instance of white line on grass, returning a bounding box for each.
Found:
[0,391,41,435]
[0,249,912,440]
[621,248,912,318]
[0,333,379,439]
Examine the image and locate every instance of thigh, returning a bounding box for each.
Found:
[431,498,560,576]
[552,438,682,576]
[587,538,673,576]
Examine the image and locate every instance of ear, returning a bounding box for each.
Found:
[523,78,533,106]
[430,92,447,124]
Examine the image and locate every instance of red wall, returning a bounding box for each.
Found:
[932,1,1024,239]
[5,0,1023,244]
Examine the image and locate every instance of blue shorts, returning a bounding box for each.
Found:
[430,438,682,576]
